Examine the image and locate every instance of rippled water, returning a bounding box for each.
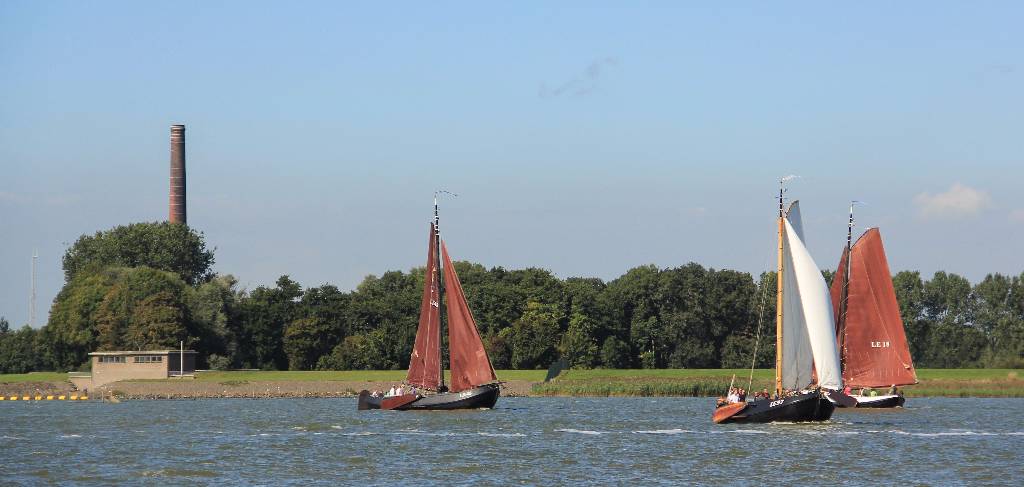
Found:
[1,397,1021,485]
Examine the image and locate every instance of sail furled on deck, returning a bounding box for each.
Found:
[831,228,917,387]
[406,223,442,390]
[442,242,498,393]
[781,207,843,391]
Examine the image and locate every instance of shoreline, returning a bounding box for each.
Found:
[2,381,1022,401]
[1,369,1020,400]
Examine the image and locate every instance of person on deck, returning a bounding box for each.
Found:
[843,384,852,395]
[887,384,897,395]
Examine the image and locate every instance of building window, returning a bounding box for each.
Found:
[98,356,126,363]
[133,355,163,363]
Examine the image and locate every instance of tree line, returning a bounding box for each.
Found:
[1,222,1021,374]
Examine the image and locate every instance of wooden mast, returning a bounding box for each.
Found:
[836,202,855,372]
[775,179,785,398]
[434,194,446,391]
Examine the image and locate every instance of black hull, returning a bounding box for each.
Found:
[717,391,835,424]
[358,383,500,411]
[852,394,905,408]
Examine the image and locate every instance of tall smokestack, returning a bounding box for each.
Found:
[169,124,186,224]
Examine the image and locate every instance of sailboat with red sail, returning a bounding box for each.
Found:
[829,204,917,408]
[358,197,500,411]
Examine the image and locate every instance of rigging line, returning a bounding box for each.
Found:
[748,269,770,394]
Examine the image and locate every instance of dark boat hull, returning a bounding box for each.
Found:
[852,394,905,408]
[827,392,905,408]
[716,391,835,424]
[358,383,500,411]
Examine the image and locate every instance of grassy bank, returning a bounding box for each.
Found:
[1,369,1020,397]
[532,369,769,397]
[0,372,72,383]
[532,368,1023,397]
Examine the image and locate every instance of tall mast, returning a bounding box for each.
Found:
[775,179,785,397]
[836,201,856,372]
[434,194,445,391]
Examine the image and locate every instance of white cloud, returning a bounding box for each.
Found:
[1009,209,1024,224]
[914,183,992,219]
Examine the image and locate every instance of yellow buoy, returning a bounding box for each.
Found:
[22,396,30,401]
[69,395,78,400]
[58,395,66,400]
[46,395,54,400]
[8,396,16,401]
[80,396,88,400]
[0,396,5,401]
[34,396,43,401]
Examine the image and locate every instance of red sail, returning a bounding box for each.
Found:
[830,228,917,388]
[406,223,442,390]
[442,242,498,392]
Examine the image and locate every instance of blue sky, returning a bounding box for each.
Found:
[2,2,1022,327]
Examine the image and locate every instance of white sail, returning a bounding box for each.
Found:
[786,201,805,241]
[782,218,843,391]
[781,210,814,390]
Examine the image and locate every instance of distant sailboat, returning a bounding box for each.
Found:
[714,180,844,424]
[358,197,500,411]
[830,204,917,408]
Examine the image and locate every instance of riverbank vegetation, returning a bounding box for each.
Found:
[531,368,1024,398]
[1,221,1022,375]
[2,369,1019,398]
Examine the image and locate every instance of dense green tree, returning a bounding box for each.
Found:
[236,276,302,370]
[560,310,600,368]
[62,222,215,286]
[507,301,564,369]
[44,271,118,370]
[599,336,631,368]
[187,275,242,368]
[94,267,190,351]
[0,325,42,374]
[972,273,1024,367]
[284,317,335,370]
[14,219,1024,373]
[316,328,398,370]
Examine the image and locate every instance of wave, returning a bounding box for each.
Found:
[59,434,82,438]
[633,429,694,435]
[892,430,998,437]
[554,429,606,435]
[140,468,218,478]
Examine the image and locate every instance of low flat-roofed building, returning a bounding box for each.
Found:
[71,350,197,389]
